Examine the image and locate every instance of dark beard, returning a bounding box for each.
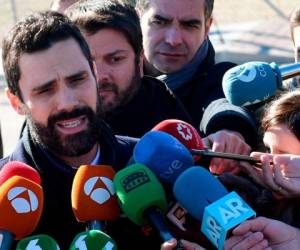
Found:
[26,100,103,157]
[99,63,141,114]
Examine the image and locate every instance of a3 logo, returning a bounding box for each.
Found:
[84,177,115,205]
[7,187,38,214]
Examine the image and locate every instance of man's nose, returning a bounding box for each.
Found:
[55,88,79,112]
[97,64,112,83]
[165,26,183,47]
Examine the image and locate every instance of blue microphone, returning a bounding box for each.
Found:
[173,167,256,250]
[133,131,193,186]
[222,61,281,106]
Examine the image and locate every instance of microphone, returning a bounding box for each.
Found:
[0,176,43,240]
[0,161,41,186]
[173,167,255,250]
[222,61,300,106]
[71,165,118,249]
[16,234,60,250]
[71,165,119,229]
[0,162,43,250]
[69,230,116,250]
[151,119,262,166]
[134,130,262,183]
[114,163,182,248]
[133,131,193,185]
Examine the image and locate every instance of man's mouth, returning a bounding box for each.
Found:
[55,116,87,134]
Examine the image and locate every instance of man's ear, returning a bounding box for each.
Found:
[6,88,25,115]
[139,50,144,77]
[204,16,213,39]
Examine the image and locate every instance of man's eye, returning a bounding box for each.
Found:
[37,88,52,95]
[151,19,166,26]
[110,56,124,63]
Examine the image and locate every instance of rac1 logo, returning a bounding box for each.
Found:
[84,177,115,205]
[7,187,38,214]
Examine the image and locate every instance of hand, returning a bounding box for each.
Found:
[202,130,251,175]
[224,231,269,250]
[161,238,206,250]
[240,152,300,198]
[225,217,300,250]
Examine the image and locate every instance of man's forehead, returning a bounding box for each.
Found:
[145,0,205,19]
[18,38,90,88]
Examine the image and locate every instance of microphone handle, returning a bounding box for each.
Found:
[147,208,184,250]
[0,231,13,250]
[280,62,300,80]
[87,220,103,231]
[190,149,272,167]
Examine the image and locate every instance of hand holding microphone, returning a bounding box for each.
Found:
[173,167,255,250]
[224,217,300,250]
[240,152,300,199]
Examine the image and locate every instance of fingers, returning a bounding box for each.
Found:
[233,217,269,236]
[180,239,206,250]
[225,232,267,250]
[161,239,177,250]
[206,130,251,174]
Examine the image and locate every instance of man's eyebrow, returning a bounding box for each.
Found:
[104,49,129,57]
[180,18,202,26]
[65,70,88,81]
[152,14,171,22]
[32,80,55,93]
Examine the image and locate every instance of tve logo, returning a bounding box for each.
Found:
[7,187,38,213]
[84,177,115,205]
[201,191,256,250]
[176,123,193,141]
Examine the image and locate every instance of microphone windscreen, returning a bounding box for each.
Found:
[0,176,43,239]
[113,163,167,225]
[173,166,227,220]
[16,234,60,250]
[0,161,41,185]
[222,61,278,106]
[72,165,119,222]
[70,230,116,250]
[133,131,193,185]
[152,119,204,150]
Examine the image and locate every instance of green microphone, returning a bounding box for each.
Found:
[69,230,117,250]
[16,234,60,250]
[114,163,177,244]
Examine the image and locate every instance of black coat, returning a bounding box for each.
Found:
[155,41,258,147]
[104,76,193,138]
[0,124,166,250]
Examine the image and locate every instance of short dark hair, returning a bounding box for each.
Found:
[66,0,143,56]
[290,6,300,45]
[136,0,214,22]
[262,90,300,142]
[2,11,94,100]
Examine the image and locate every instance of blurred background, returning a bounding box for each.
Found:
[0,0,299,156]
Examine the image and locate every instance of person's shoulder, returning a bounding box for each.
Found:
[0,156,10,169]
[142,75,177,98]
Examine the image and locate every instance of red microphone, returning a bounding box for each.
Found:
[71,165,119,230]
[0,161,41,186]
[152,119,261,165]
